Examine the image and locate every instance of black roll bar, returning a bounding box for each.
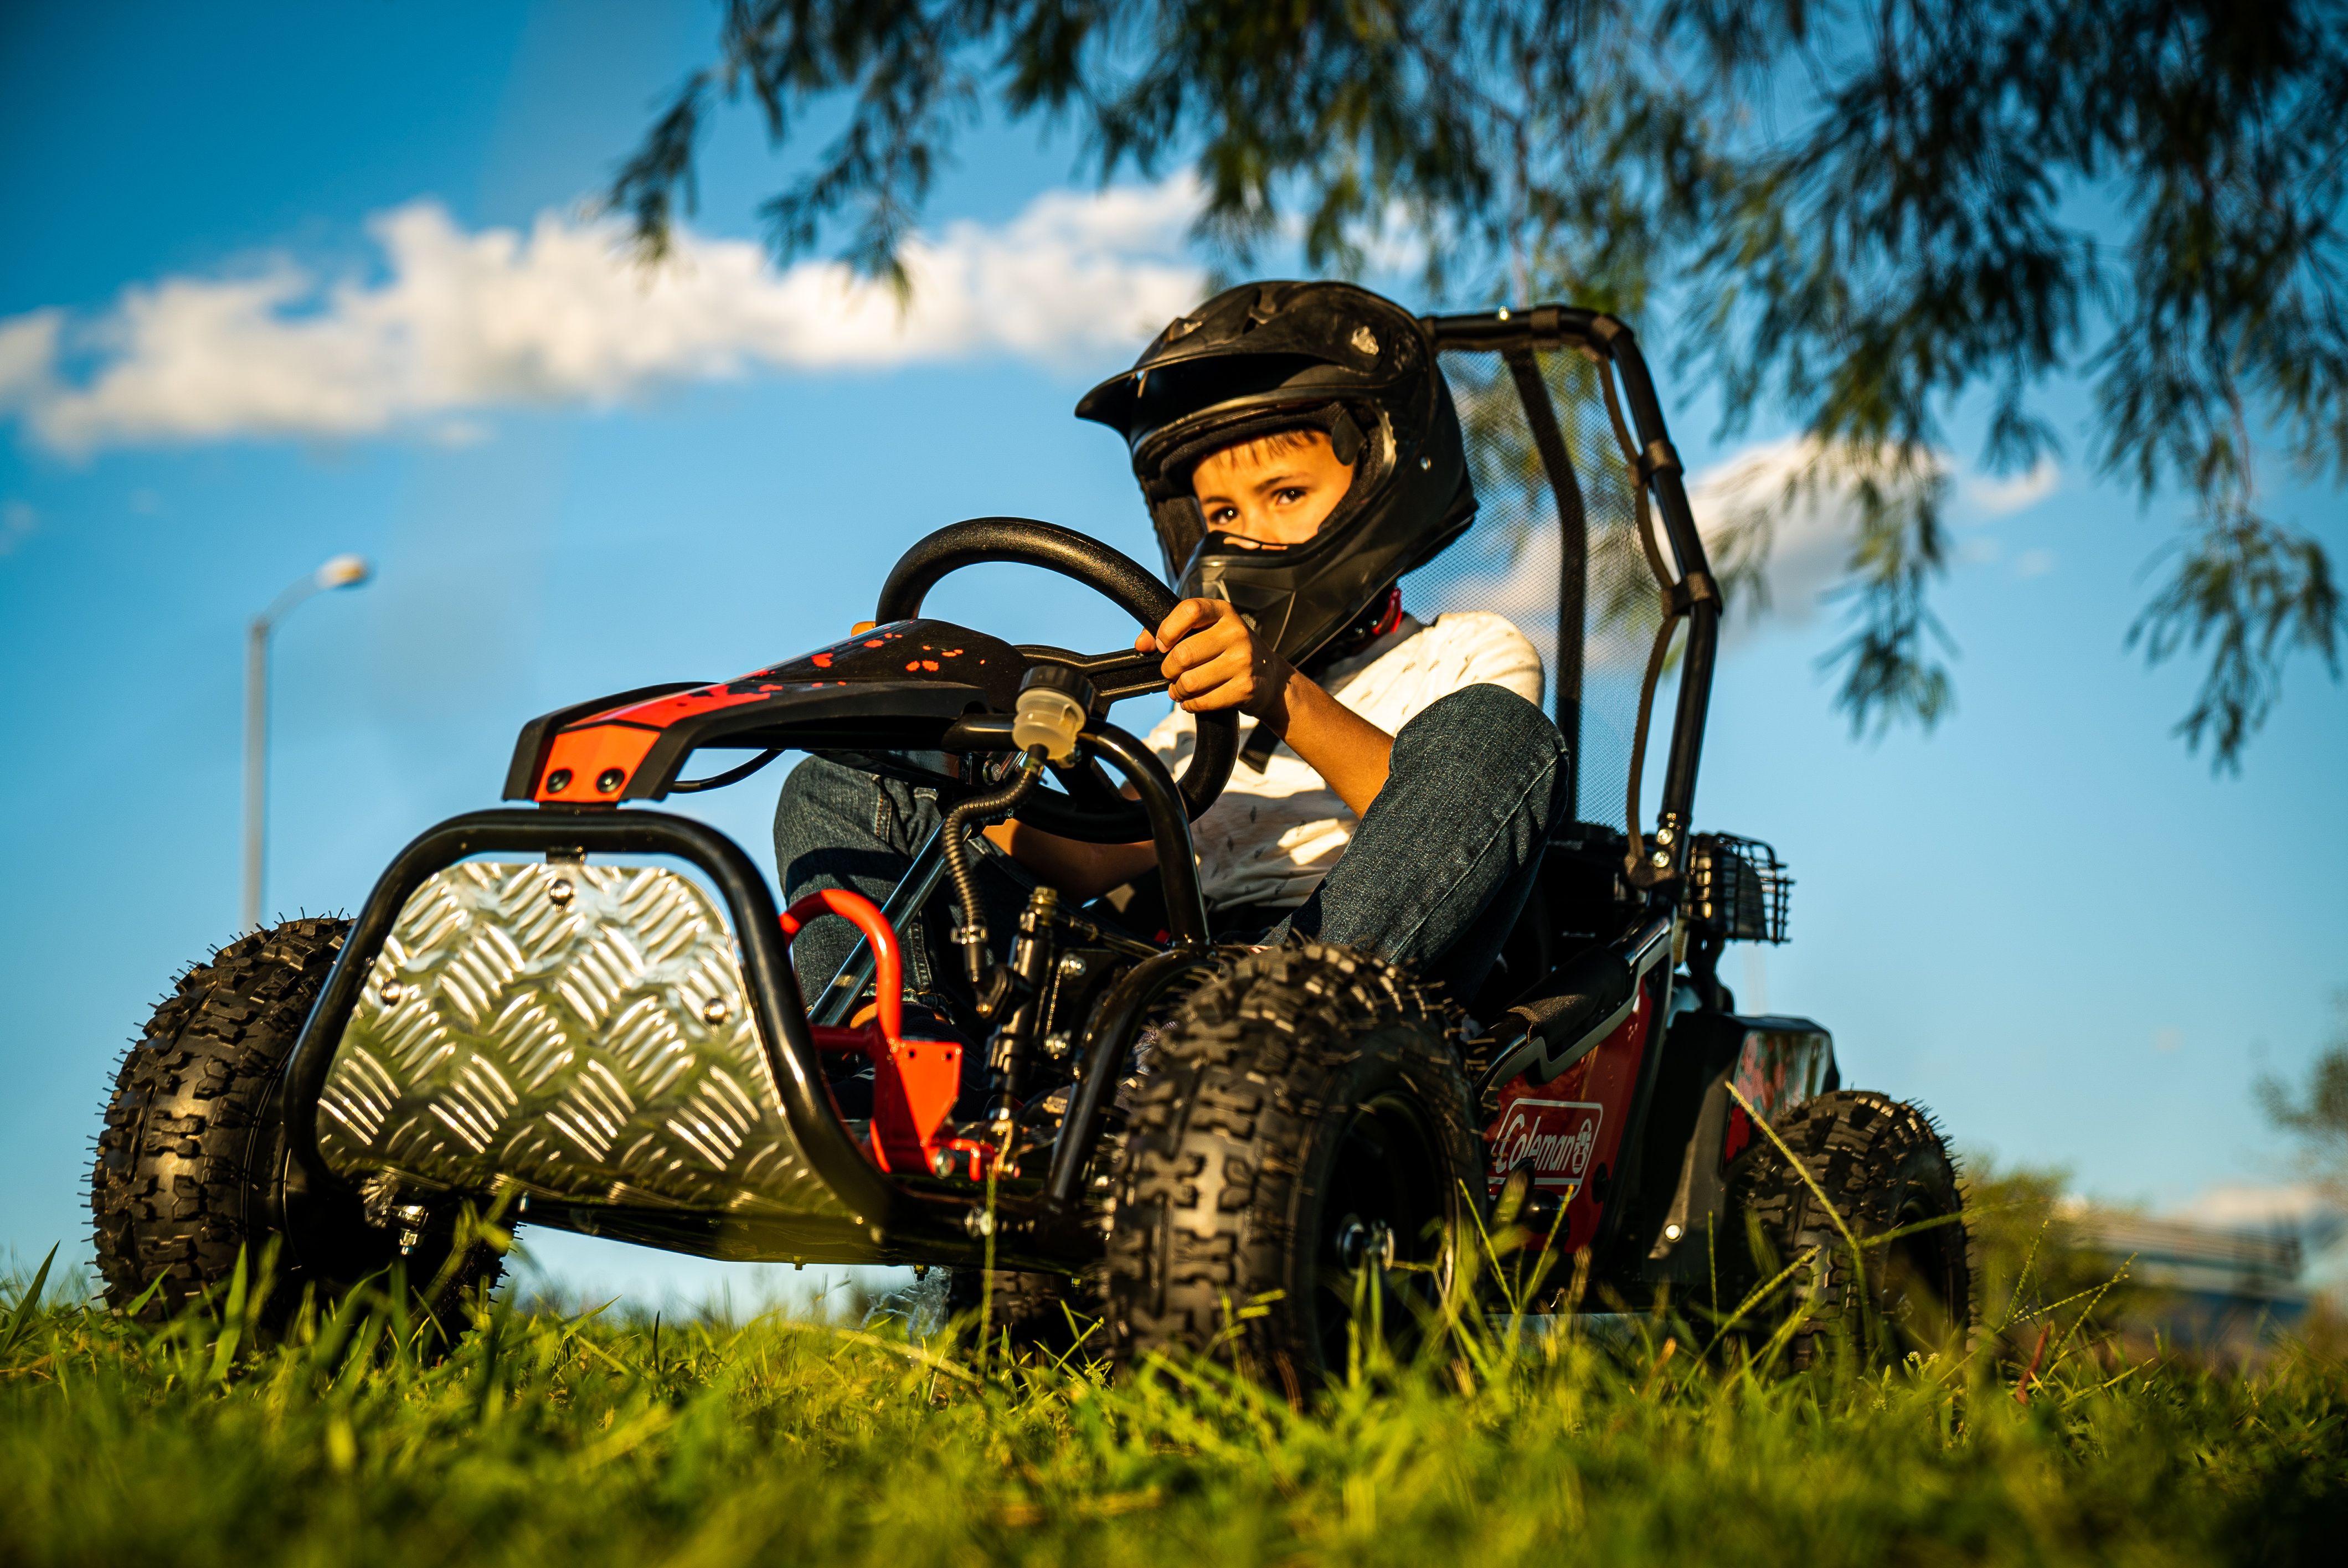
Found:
[1423,306,1721,874]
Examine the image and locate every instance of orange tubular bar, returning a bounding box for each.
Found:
[778,889,968,1177]
[778,889,903,1043]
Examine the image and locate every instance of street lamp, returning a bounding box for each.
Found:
[243,554,372,932]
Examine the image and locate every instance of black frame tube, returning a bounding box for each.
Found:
[1043,946,1219,1212]
[1078,722,1209,950]
[1500,347,1588,818]
[809,824,949,1027]
[1602,330,1719,844]
[277,808,900,1233]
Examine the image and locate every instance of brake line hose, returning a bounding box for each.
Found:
[944,746,1048,1013]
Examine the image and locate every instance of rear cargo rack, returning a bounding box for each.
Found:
[1687,834,1790,943]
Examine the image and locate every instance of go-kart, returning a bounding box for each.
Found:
[91,306,1972,1378]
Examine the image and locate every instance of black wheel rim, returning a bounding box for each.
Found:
[1311,1088,1452,1372]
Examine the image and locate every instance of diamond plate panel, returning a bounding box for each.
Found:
[318,860,848,1218]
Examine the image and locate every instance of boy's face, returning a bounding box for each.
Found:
[1191,430,1354,548]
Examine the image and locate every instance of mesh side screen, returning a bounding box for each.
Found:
[1408,347,1665,827]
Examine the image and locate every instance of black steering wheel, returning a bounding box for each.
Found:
[876,517,1239,844]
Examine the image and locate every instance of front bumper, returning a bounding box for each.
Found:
[281,808,1006,1266]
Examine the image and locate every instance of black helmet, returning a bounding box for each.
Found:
[1075,280,1476,665]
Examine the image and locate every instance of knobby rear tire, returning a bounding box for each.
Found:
[1718,1089,1973,1369]
[91,919,504,1335]
[1106,942,1480,1392]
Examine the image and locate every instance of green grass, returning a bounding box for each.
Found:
[4,1177,2342,1567]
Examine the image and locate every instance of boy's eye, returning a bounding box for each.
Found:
[1273,486,1307,505]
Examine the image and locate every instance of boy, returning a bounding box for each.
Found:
[775,280,1567,1023]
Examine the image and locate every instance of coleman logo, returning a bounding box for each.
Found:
[1491,1097,1604,1190]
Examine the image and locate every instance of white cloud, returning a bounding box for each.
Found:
[0,182,1207,455]
[1683,434,1948,631]
[1961,457,2061,516]
[0,499,34,557]
[0,311,60,410]
[1427,432,2065,659]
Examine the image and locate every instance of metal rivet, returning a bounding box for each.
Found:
[595,767,625,794]
[1419,455,1432,470]
[1056,953,1087,979]
[548,878,574,907]
[545,768,572,794]
[1651,850,1671,867]
[1664,1222,1684,1242]
[931,1151,957,1178]
[1655,825,1675,845]
[379,981,406,1005]
[701,997,729,1025]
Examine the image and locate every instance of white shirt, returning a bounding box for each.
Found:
[1144,610,1544,911]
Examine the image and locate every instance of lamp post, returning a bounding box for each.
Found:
[243,555,372,932]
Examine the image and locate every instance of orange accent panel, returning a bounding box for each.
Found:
[593,685,775,727]
[811,1024,963,1175]
[534,724,662,802]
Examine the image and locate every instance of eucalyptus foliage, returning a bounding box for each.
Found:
[612,1,2345,764]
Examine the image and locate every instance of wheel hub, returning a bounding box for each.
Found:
[1334,1215,1396,1271]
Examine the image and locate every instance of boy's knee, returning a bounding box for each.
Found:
[1403,683,1565,767]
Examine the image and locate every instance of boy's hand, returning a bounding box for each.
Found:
[1139,598,1291,717]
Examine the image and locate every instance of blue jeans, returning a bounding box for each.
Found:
[770,683,1568,1012]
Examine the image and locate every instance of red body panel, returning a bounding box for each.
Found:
[1482,978,1655,1254]
[1719,1022,1835,1165]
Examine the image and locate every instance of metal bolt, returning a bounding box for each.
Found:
[1419,455,1433,470]
[545,768,573,794]
[379,981,406,1005]
[965,1208,996,1238]
[393,1202,428,1257]
[931,1150,958,1178]
[1043,1032,1073,1060]
[547,878,575,906]
[1652,849,1671,868]
[1664,1222,1684,1242]
[1055,953,1087,979]
[595,767,625,793]
[701,997,729,1025]
[1655,824,1675,845]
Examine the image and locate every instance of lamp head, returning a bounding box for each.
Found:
[316,554,372,590]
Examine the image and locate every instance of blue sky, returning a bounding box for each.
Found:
[4,2,2343,1306]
